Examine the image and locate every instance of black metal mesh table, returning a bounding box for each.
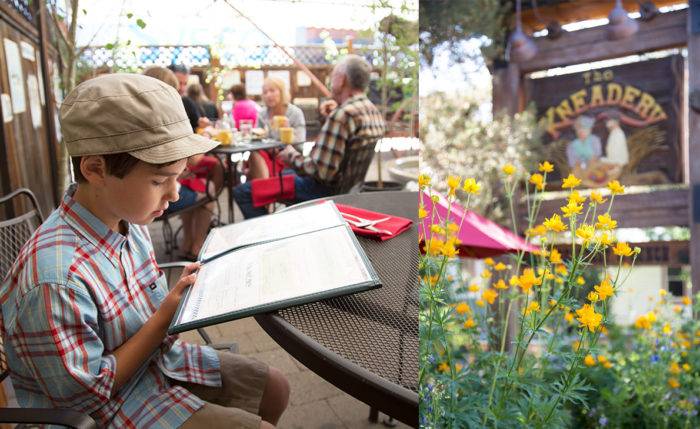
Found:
[255,191,418,427]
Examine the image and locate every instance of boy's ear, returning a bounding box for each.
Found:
[80,156,108,184]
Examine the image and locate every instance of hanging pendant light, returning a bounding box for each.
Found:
[507,0,537,63]
[608,0,639,40]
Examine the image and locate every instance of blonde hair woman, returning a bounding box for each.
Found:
[248,77,306,180]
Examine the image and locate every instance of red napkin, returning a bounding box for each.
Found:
[251,175,295,207]
[335,203,413,241]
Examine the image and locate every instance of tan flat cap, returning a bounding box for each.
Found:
[60,73,218,163]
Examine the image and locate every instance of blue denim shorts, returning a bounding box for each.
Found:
[165,185,198,214]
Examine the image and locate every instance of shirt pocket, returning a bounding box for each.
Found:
[146,270,168,306]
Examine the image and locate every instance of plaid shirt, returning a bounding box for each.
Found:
[0,185,221,428]
[290,93,385,185]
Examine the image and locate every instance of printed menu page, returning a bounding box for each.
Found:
[173,225,375,330]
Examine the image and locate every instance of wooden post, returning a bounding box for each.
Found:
[492,61,521,116]
[37,1,60,207]
[688,4,700,296]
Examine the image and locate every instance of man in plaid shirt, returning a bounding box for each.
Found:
[234,55,385,218]
[0,74,289,428]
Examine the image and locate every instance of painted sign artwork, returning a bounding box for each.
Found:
[527,55,683,189]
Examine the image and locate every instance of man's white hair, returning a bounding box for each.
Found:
[335,54,371,91]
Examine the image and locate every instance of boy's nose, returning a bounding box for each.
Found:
[166,182,180,202]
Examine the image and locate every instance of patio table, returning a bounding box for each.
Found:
[211,140,286,224]
[254,190,419,427]
[211,140,311,223]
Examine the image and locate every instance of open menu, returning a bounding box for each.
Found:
[167,201,381,335]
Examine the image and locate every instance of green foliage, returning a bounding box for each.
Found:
[419,92,543,224]
[419,0,511,67]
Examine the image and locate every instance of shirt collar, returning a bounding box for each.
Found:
[60,184,128,265]
[341,93,367,108]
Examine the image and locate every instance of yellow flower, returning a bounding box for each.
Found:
[647,311,657,323]
[597,355,608,364]
[565,312,575,323]
[659,289,668,297]
[446,222,459,234]
[455,363,463,372]
[462,178,481,195]
[494,279,508,290]
[562,173,582,189]
[549,299,557,308]
[572,340,582,351]
[468,283,480,292]
[543,213,568,232]
[464,318,476,329]
[476,299,485,307]
[668,378,680,389]
[526,224,547,237]
[683,363,691,372]
[588,292,599,302]
[509,275,520,287]
[603,361,613,369]
[576,224,595,243]
[494,262,507,271]
[431,225,445,235]
[502,163,516,175]
[590,190,607,204]
[481,269,492,279]
[561,200,583,218]
[418,207,428,219]
[576,276,586,286]
[682,296,692,306]
[674,305,683,313]
[634,314,653,330]
[595,213,618,230]
[482,288,499,305]
[431,194,440,203]
[418,174,431,188]
[584,354,596,367]
[524,301,540,316]
[555,264,568,276]
[455,302,471,315]
[438,362,450,373]
[484,257,495,266]
[597,232,614,247]
[441,241,459,258]
[422,274,440,287]
[662,323,672,336]
[447,175,461,191]
[607,180,625,195]
[576,304,603,332]
[424,239,444,256]
[568,191,586,205]
[529,173,545,191]
[612,242,634,257]
[549,248,563,264]
[594,278,614,301]
[539,161,554,173]
[670,362,682,375]
[518,268,542,293]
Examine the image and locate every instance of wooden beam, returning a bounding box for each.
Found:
[553,240,689,267]
[520,188,689,228]
[519,9,687,73]
[522,0,685,31]
[37,1,60,207]
[687,4,700,295]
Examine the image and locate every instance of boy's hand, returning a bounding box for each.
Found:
[154,262,200,331]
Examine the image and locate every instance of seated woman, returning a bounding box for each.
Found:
[230,84,259,130]
[248,77,306,180]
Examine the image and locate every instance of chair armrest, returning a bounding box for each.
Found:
[0,408,98,429]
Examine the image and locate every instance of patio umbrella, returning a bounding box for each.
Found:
[419,190,539,258]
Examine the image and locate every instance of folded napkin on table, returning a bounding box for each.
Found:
[335,203,413,241]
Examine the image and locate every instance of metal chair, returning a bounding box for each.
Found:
[0,188,98,428]
[154,156,226,258]
[330,138,380,195]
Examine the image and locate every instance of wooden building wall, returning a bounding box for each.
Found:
[0,1,60,218]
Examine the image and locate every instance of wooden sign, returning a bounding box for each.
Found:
[553,240,689,267]
[526,55,683,189]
